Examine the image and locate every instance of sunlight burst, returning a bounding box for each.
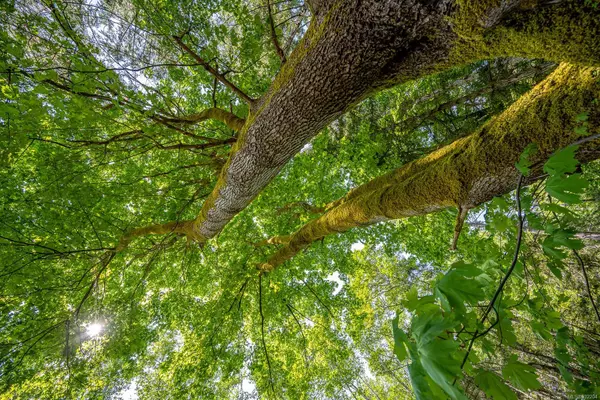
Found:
[86,323,103,338]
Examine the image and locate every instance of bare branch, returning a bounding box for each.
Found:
[266,0,287,64]
[573,250,600,324]
[451,206,469,251]
[258,275,276,395]
[173,36,255,105]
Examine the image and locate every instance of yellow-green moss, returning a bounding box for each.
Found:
[451,1,600,67]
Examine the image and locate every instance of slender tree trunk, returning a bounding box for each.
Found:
[190,1,600,242]
[260,63,600,271]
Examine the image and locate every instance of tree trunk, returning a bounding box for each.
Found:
[190,1,600,241]
[260,63,600,271]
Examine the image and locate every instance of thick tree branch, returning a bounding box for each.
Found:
[190,0,600,244]
[276,201,325,215]
[173,36,255,105]
[255,235,292,247]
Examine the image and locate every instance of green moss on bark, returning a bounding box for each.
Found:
[452,1,600,67]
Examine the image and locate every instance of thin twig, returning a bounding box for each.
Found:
[266,0,287,64]
[259,275,275,394]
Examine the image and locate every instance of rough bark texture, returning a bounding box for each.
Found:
[260,63,600,271]
[192,0,600,242]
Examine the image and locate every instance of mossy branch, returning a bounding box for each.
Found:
[116,220,200,251]
[159,108,246,132]
[260,63,600,272]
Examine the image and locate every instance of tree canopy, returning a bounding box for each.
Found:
[1,0,600,399]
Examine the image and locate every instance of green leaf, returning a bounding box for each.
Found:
[546,174,588,204]
[475,370,517,400]
[554,327,572,383]
[547,260,564,279]
[408,356,439,400]
[545,310,564,330]
[411,308,457,346]
[574,125,589,136]
[543,145,579,176]
[502,355,542,391]
[434,263,487,314]
[540,203,577,221]
[418,338,467,400]
[392,316,408,362]
[497,307,518,345]
[532,321,552,341]
[543,229,584,261]
[516,143,538,176]
[575,112,589,122]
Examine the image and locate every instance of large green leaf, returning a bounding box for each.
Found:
[434,262,488,314]
[546,174,589,204]
[474,370,517,400]
[502,355,542,391]
[392,315,409,362]
[543,145,579,176]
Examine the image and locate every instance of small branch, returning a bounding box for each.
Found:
[285,302,310,368]
[160,107,246,132]
[74,251,115,320]
[173,36,255,105]
[41,77,112,102]
[302,279,335,320]
[227,278,250,313]
[116,219,199,251]
[451,206,469,250]
[259,275,275,395]
[255,235,292,247]
[211,76,218,108]
[266,0,287,64]
[68,129,143,146]
[0,63,202,76]
[546,196,600,324]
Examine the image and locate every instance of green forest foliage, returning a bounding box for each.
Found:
[1,1,599,399]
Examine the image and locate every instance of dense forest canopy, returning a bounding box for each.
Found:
[1,0,600,399]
